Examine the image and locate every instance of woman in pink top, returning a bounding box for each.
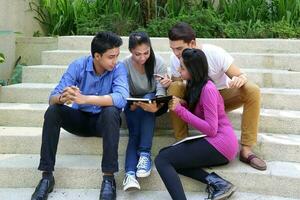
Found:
[155,48,238,200]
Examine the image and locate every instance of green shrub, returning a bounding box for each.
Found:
[270,0,300,26]
[0,53,4,63]
[77,13,139,36]
[9,63,25,85]
[30,0,77,36]
[145,9,225,38]
[270,20,299,38]
[75,0,141,35]
[224,20,271,38]
[218,0,270,22]
[29,0,300,38]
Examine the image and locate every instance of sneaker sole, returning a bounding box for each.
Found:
[213,185,237,200]
[123,186,141,191]
[136,170,151,178]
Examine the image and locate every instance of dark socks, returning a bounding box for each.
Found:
[42,171,53,179]
[103,174,114,181]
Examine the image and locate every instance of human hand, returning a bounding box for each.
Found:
[159,74,172,88]
[228,74,247,88]
[61,86,83,104]
[168,96,181,111]
[135,101,161,113]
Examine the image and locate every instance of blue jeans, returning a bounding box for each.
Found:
[124,93,156,172]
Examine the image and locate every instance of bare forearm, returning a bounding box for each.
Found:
[84,95,113,107]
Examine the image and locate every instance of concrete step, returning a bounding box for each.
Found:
[0,154,299,198]
[1,83,299,110]
[41,50,300,71]
[58,36,300,54]
[22,65,66,84]
[1,188,298,200]
[0,103,299,134]
[22,65,300,89]
[0,126,299,162]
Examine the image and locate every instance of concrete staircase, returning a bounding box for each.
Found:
[0,37,300,200]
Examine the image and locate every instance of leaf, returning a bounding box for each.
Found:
[0,53,4,63]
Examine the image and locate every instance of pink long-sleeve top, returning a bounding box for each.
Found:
[174,80,238,161]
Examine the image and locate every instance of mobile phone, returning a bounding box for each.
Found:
[153,74,164,80]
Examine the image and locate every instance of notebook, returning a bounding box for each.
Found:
[172,134,206,146]
[126,95,173,105]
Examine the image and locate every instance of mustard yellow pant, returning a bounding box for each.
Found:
[167,81,261,146]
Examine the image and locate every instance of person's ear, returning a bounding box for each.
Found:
[189,40,196,48]
[94,52,102,60]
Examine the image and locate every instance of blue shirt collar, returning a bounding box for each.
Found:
[86,55,111,77]
[86,56,94,72]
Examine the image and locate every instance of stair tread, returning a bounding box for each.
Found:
[0,188,298,200]
[4,83,300,95]
[0,154,299,179]
[1,103,299,117]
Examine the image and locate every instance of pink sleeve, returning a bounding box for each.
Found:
[174,86,219,137]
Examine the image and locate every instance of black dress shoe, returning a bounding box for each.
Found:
[99,179,116,200]
[31,177,55,200]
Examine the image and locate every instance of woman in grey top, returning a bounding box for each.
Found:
[122,32,167,191]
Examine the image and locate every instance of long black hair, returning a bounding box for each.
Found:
[129,32,155,87]
[182,48,210,111]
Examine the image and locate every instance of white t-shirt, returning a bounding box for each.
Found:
[170,44,234,90]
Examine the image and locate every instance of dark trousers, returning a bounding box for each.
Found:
[38,104,121,173]
[155,139,229,200]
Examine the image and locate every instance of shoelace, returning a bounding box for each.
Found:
[205,184,215,200]
[137,156,149,169]
[123,174,138,186]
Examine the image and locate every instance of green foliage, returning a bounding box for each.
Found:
[9,63,26,85]
[76,13,138,36]
[0,53,4,64]
[218,0,270,22]
[224,20,271,38]
[29,0,77,36]
[29,0,300,38]
[270,0,300,26]
[271,20,299,38]
[146,9,225,38]
[76,0,141,35]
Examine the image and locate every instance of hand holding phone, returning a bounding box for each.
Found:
[153,73,165,80]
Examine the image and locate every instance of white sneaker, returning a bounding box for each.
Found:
[123,173,141,191]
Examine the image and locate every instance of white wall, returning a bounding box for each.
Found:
[0,0,43,36]
[0,0,45,81]
[0,32,15,82]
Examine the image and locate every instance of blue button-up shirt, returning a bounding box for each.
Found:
[50,55,129,113]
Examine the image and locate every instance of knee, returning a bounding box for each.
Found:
[242,82,261,100]
[44,104,61,119]
[102,106,120,117]
[167,81,186,98]
[101,106,121,123]
[155,152,167,170]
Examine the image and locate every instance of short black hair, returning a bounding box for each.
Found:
[91,31,123,57]
[168,22,196,43]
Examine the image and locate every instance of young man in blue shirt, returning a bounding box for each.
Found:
[31,32,129,200]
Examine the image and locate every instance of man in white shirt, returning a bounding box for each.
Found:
[160,22,266,171]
